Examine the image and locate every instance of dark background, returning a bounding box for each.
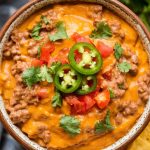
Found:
[0,0,28,28]
[0,1,27,150]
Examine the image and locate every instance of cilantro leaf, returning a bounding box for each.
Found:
[49,21,68,41]
[22,67,40,87]
[52,91,62,107]
[118,83,124,89]
[41,15,50,25]
[22,65,53,87]
[37,46,41,58]
[114,43,124,60]
[90,21,112,39]
[49,62,62,75]
[118,62,131,73]
[38,65,53,83]
[109,88,115,99]
[60,116,81,136]
[31,23,42,40]
[95,110,114,134]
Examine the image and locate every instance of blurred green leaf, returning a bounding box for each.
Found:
[120,0,150,31]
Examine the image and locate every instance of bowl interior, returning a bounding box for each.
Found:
[0,0,150,150]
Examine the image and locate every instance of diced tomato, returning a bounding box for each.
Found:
[88,79,102,97]
[31,59,44,67]
[37,88,49,99]
[74,50,82,63]
[40,42,55,63]
[66,95,86,114]
[79,95,96,110]
[71,32,92,43]
[88,90,99,98]
[94,89,110,109]
[58,48,69,64]
[72,101,86,114]
[66,94,96,114]
[48,57,58,66]
[102,70,112,80]
[48,48,70,66]
[96,41,113,58]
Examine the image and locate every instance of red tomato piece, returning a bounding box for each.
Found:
[40,42,55,63]
[88,90,99,98]
[31,59,44,67]
[37,88,49,99]
[48,48,70,66]
[102,70,112,80]
[74,50,82,63]
[96,41,113,58]
[79,95,96,110]
[66,95,86,114]
[72,101,86,114]
[88,79,102,97]
[48,57,58,66]
[71,32,92,43]
[58,48,70,64]
[94,89,110,109]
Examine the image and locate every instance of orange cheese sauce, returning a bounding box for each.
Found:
[0,4,149,150]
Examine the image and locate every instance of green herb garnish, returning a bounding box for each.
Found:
[37,46,41,58]
[31,23,42,40]
[95,110,114,134]
[52,91,62,107]
[90,21,112,39]
[49,62,62,75]
[38,65,53,83]
[60,116,81,136]
[22,67,41,87]
[118,62,131,73]
[22,65,53,87]
[49,21,68,41]
[109,88,115,99]
[118,83,124,89]
[41,15,50,25]
[114,43,124,60]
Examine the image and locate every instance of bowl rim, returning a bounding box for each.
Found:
[0,0,150,150]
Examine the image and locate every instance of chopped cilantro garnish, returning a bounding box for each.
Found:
[52,91,62,107]
[37,46,41,58]
[41,15,50,25]
[118,62,131,73]
[22,67,41,87]
[49,21,68,41]
[114,43,124,60]
[49,62,62,75]
[38,65,53,83]
[90,21,112,39]
[118,83,124,89]
[95,110,114,134]
[109,88,115,99]
[22,65,53,87]
[31,23,42,40]
[60,116,81,136]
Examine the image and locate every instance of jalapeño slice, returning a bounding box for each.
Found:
[69,42,103,75]
[54,64,82,93]
[76,75,97,95]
